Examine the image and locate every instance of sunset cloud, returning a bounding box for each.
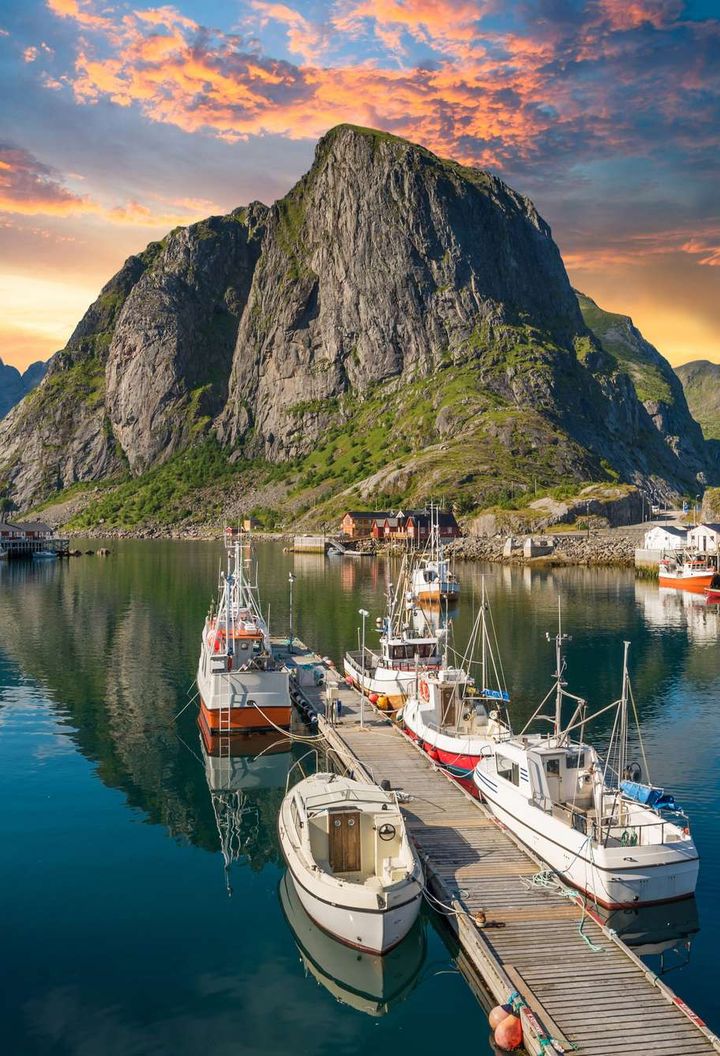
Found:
[0,143,91,216]
[0,0,716,368]
[36,0,719,178]
[0,143,223,226]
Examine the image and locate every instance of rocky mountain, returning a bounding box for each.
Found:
[675,360,720,441]
[0,125,713,525]
[0,357,46,419]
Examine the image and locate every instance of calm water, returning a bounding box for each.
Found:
[1,542,719,1055]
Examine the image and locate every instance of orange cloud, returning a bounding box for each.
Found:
[251,2,326,62]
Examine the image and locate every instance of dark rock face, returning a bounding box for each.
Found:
[0,358,47,419]
[218,125,585,456]
[0,124,713,511]
[105,205,266,472]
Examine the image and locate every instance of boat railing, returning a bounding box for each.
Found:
[346,649,440,674]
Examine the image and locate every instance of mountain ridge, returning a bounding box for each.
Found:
[0,124,713,530]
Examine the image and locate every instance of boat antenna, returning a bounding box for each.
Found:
[481,576,487,693]
[548,597,570,737]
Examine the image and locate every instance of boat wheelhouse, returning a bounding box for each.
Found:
[343,560,442,707]
[278,772,423,954]
[473,628,699,909]
[197,538,292,734]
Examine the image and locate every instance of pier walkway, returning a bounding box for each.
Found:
[278,640,720,1056]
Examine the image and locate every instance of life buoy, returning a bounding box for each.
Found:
[420,680,430,702]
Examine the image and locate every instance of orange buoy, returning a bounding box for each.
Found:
[377,695,389,709]
[369,693,379,704]
[345,676,354,686]
[488,1004,512,1030]
[494,1014,523,1051]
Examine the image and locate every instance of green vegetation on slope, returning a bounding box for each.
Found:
[577,291,673,404]
[675,361,720,441]
[43,354,609,533]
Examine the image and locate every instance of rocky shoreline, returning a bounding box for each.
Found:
[59,525,643,568]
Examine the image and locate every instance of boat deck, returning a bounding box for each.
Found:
[275,639,720,1056]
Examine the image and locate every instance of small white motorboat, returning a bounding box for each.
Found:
[32,549,57,560]
[278,772,423,954]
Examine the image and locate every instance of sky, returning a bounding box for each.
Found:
[0,0,718,371]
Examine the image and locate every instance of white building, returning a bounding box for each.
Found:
[643,525,687,551]
[687,523,720,554]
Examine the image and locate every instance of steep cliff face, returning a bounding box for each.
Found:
[106,205,266,472]
[0,124,712,517]
[577,292,709,477]
[218,124,587,457]
[0,207,266,503]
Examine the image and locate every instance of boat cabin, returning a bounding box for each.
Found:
[418,668,490,733]
[291,782,409,885]
[487,738,597,818]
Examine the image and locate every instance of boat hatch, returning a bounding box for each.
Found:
[329,810,361,872]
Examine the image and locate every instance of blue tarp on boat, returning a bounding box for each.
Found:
[482,688,510,702]
[620,780,679,812]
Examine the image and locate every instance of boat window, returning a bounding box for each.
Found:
[566,751,585,769]
[496,754,519,786]
[546,759,560,776]
[418,644,434,658]
[291,798,302,834]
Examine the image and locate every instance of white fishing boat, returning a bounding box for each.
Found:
[197,536,291,734]
[410,504,459,604]
[473,623,699,909]
[279,871,425,1016]
[343,559,442,708]
[278,772,423,953]
[32,549,57,560]
[402,582,509,795]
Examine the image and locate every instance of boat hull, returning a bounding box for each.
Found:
[659,572,714,592]
[279,871,425,1016]
[283,865,422,955]
[474,767,699,909]
[343,656,421,708]
[402,705,483,797]
[199,697,291,733]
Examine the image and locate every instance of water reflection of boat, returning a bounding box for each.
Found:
[597,896,699,967]
[279,871,425,1015]
[200,724,292,792]
[199,725,291,891]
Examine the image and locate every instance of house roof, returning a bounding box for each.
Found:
[14,520,52,532]
[344,511,391,519]
[647,525,686,537]
[691,523,720,533]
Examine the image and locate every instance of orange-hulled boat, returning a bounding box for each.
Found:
[197,538,292,734]
[704,573,720,602]
[658,556,716,593]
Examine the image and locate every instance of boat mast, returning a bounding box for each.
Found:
[481,576,487,693]
[619,641,630,783]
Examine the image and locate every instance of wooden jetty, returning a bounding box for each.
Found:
[277,640,720,1056]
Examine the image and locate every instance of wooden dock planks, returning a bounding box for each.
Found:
[282,644,719,1056]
